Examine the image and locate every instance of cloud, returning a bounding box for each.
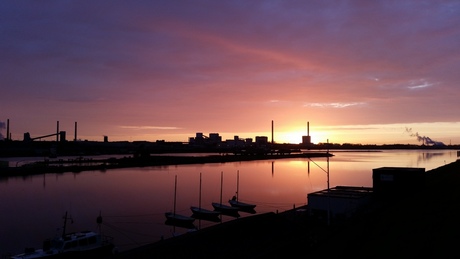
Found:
[407,79,435,90]
[120,126,182,130]
[1,1,459,142]
[304,102,366,108]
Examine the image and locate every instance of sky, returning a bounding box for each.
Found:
[1,1,459,145]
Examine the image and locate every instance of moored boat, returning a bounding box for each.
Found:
[165,175,196,226]
[10,212,116,259]
[212,171,240,217]
[191,173,221,221]
[228,170,256,213]
[228,198,257,210]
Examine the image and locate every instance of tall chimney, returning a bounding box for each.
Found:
[74,121,77,141]
[56,121,59,142]
[307,121,309,136]
[271,120,274,144]
[6,119,9,141]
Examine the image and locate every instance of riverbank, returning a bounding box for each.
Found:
[0,152,332,177]
[109,159,460,258]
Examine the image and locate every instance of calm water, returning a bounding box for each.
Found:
[1,149,458,256]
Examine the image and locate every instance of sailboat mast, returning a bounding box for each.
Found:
[199,173,202,209]
[236,170,240,202]
[173,175,177,216]
[62,211,68,238]
[220,171,223,205]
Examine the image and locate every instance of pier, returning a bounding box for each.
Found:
[1,152,333,177]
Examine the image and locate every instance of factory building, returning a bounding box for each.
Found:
[307,166,426,220]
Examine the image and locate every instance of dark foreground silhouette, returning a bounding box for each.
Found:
[108,159,460,258]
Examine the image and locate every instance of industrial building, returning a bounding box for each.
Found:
[372,167,425,198]
[307,186,373,219]
[307,166,426,220]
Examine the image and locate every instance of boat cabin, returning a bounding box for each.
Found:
[45,231,103,252]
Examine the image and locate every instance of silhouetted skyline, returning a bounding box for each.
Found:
[1,1,459,145]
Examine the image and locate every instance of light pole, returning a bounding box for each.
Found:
[308,139,331,225]
[327,139,330,226]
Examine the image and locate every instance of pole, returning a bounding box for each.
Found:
[173,175,177,216]
[56,121,59,142]
[271,120,274,144]
[62,211,68,238]
[74,122,77,141]
[6,119,9,141]
[199,173,202,209]
[327,139,330,226]
[220,171,223,205]
[236,170,239,202]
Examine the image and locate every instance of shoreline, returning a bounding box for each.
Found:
[0,152,332,178]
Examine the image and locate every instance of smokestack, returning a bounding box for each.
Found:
[74,122,77,141]
[271,120,274,144]
[6,119,9,141]
[56,121,59,142]
[307,121,309,136]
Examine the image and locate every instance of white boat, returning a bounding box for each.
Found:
[191,173,221,221]
[228,170,256,212]
[211,171,240,217]
[10,212,116,259]
[165,175,196,226]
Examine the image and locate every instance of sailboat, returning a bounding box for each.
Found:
[228,170,256,213]
[191,173,221,221]
[165,175,196,227]
[10,211,116,259]
[212,171,240,217]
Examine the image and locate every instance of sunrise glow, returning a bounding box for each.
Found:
[1,1,459,145]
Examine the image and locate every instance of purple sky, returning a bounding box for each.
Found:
[1,1,459,145]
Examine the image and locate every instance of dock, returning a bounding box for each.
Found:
[1,152,333,177]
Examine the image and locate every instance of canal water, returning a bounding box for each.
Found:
[0,149,458,256]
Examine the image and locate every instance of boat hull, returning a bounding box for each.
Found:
[165,213,196,229]
[11,242,115,259]
[191,206,221,222]
[191,206,220,217]
[229,200,256,209]
[211,203,240,217]
[165,212,196,224]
